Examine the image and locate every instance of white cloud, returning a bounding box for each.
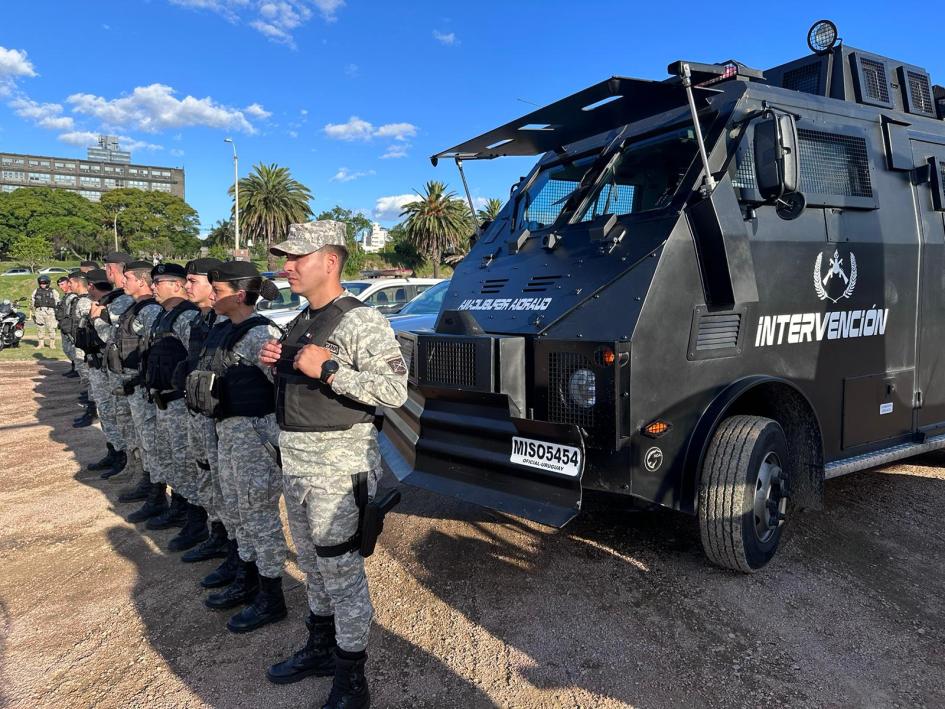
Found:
[171,148,186,157]
[432,30,457,46]
[331,167,375,183]
[0,47,37,95]
[300,108,308,116]
[67,84,262,134]
[9,96,75,131]
[324,116,417,143]
[344,63,359,78]
[169,0,343,46]
[243,102,271,119]
[287,129,298,138]
[102,24,111,30]
[373,194,415,220]
[380,143,409,159]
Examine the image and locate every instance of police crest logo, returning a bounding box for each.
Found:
[813,248,857,303]
[386,356,407,375]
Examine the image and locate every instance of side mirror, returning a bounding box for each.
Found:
[753,111,799,201]
[255,299,271,311]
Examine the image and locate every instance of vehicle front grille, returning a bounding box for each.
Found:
[420,339,477,387]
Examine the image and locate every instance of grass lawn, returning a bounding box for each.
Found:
[0,321,69,362]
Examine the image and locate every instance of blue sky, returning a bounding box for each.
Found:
[1,1,943,237]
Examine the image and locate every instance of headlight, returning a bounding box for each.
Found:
[568,369,596,408]
[13,329,23,338]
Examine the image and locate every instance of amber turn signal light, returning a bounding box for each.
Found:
[643,420,671,438]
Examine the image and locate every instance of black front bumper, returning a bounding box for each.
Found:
[380,388,586,527]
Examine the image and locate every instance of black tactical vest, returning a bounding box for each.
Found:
[274,296,376,433]
[67,294,89,339]
[194,315,274,419]
[58,294,77,333]
[33,288,56,309]
[116,297,157,371]
[172,309,217,392]
[145,300,198,393]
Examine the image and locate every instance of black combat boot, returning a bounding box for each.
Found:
[62,365,78,378]
[322,650,370,709]
[182,520,228,563]
[267,613,336,684]
[200,539,240,588]
[205,560,259,610]
[146,491,188,530]
[100,449,128,480]
[87,444,117,471]
[77,390,89,405]
[167,504,209,552]
[226,574,288,633]
[117,467,152,503]
[127,483,168,523]
[72,402,97,428]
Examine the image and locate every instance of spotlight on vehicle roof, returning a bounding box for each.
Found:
[807,20,839,54]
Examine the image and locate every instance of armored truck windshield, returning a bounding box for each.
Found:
[381,21,945,574]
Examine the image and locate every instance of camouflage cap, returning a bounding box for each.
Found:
[269,220,347,256]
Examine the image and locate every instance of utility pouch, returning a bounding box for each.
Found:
[105,343,122,373]
[152,390,167,411]
[358,488,401,558]
[185,370,219,417]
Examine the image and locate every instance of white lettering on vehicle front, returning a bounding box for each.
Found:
[754,306,889,348]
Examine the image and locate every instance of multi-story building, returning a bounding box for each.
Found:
[0,136,184,202]
[359,222,390,253]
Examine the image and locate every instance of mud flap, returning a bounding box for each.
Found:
[379,397,585,528]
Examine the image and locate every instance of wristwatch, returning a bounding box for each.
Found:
[320,359,339,383]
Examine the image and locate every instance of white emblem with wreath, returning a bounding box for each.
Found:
[814,249,857,302]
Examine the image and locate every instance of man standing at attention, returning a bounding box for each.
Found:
[30,275,59,349]
[260,221,407,709]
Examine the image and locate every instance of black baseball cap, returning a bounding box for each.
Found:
[185,257,225,276]
[151,263,187,280]
[207,261,261,282]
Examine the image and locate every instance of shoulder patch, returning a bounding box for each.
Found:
[387,356,408,375]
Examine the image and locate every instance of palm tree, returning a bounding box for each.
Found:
[477,198,504,224]
[400,181,470,278]
[229,163,313,269]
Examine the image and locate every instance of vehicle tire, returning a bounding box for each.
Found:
[698,415,790,573]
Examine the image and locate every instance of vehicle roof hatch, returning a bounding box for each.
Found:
[431,77,720,163]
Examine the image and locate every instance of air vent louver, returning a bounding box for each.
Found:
[907,70,935,115]
[480,278,508,294]
[696,313,741,351]
[783,63,821,94]
[523,274,562,293]
[858,57,891,105]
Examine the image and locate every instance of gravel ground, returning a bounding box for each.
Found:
[0,359,943,708]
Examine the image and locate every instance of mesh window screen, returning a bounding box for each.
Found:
[732,143,756,189]
[908,71,935,115]
[525,179,579,227]
[798,129,873,198]
[783,63,821,94]
[547,352,595,428]
[581,184,635,221]
[940,162,945,203]
[860,58,890,103]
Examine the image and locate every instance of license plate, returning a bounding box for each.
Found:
[510,436,582,477]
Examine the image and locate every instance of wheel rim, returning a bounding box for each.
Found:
[753,451,786,544]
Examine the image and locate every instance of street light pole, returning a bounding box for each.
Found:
[224,138,240,255]
[112,206,124,251]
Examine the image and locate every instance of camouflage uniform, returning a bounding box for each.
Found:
[94,292,136,464]
[152,307,201,496]
[280,302,408,651]
[61,292,78,362]
[189,407,221,518]
[71,294,92,386]
[216,320,287,579]
[125,301,163,481]
[30,288,60,344]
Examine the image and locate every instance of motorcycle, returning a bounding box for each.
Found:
[0,299,26,350]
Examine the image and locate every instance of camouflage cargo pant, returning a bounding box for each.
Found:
[74,345,89,386]
[154,398,191,495]
[127,385,160,480]
[188,410,221,521]
[216,415,286,578]
[34,308,57,342]
[281,443,378,653]
[62,336,75,361]
[88,366,124,450]
[109,371,137,456]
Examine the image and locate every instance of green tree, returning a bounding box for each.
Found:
[205,218,234,247]
[100,188,201,258]
[9,233,53,272]
[0,187,107,258]
[383,222,426,272]
[231,163,313,270]
[315,205,371,277]
[477,198,504,224]
[400,181,470,278]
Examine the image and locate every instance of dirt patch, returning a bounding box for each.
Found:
[0,360,943,707]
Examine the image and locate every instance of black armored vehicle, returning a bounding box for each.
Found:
[380,22,945,571]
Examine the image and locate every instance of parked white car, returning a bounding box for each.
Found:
[257,277,445,328]
[1,267,32,277]
[38,266,71,275]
